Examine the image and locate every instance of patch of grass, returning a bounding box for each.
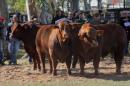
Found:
[0,79,130,86]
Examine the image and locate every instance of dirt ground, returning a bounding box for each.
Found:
[0,56,130,86]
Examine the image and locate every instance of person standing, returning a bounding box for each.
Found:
[8,14,20,65]
[91,13,101,25]
[0,17,5,65]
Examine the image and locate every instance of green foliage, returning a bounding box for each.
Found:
[1,79,130,86]
[36,0,57,14]
[7,0,26,13]
[36,0,48,8]
[126,0,130,8]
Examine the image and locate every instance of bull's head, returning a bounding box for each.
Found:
[58,21,72,43]
[78,23,104,47]
[11,23,31,40]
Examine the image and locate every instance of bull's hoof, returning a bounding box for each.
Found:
[42,70,47,73]
[38,68,41,71]
[94,72,99,75]
[52,72,57,76]
[72,65,76,69]
[72,67,75,69]
[33,67,37,70]
[80,71,85,75]
[68,71,72,75]
[116,70,121,75]
[49,70,53,74]
[38,67,41,71]
[116,72,121,75]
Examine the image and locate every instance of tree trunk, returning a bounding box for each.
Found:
[70,0,79,11]
[88,0,92,10]
[97,0,102,10]
[0,0,8,18]
[28,0,37,18]
[67,0,70,11]
[84,0,88,11]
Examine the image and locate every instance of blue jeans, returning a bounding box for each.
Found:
[0,39,4,63]
[29,56,33,63]
[8,38,20,64]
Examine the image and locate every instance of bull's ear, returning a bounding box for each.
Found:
[78,31,86,40]
[96,30,104,36]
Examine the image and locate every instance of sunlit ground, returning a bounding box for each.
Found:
[0,55,130,86]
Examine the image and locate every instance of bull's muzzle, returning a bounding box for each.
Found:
[83,37,98,47]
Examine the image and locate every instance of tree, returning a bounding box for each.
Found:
[70,0,79,11]
[83,0,92,11]
[7,0,26,13]
[0,0,8,18]
[125,0,130,8]
[84,0,88,11]
[97,0,102,10]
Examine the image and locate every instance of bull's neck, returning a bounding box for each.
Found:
[57,30,63,45]
[21,29,38,45]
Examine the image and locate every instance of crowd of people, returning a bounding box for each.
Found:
[0,9,130,65]
[50,10,105,25]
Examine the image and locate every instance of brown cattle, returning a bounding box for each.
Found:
[95,23,127,74]
[11,23,41,70]
[61,23,102,75]
[68,23,87,72]
[35,22,72,75]
[78,23,127,74]
[76,23,103,74]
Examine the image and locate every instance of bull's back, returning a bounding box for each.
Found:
[94,24,127,56]
[36,25,58,52]
[95,24,126,43]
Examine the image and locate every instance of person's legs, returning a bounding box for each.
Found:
[29,56,33,64]
[8,39,20,65]
[0,39,4,65]
[8,40,13,64]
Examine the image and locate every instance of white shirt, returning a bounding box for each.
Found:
[124,21,130,27]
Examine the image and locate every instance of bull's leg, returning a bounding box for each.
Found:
[115,62,122,74]
[93,56,100,75]
[36,48,46,73]
[114,58,122,74]
[49,49,58,76]
[114,50,123,74]
[72,55,78,68]
[51,58,58,76]
[32,56,37,70]
[114,56,123,74]
[66,56,72,75]
[41,55,46,73]
[48,55,53,74]
[35,53,41,71]
[79,57,85,75]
